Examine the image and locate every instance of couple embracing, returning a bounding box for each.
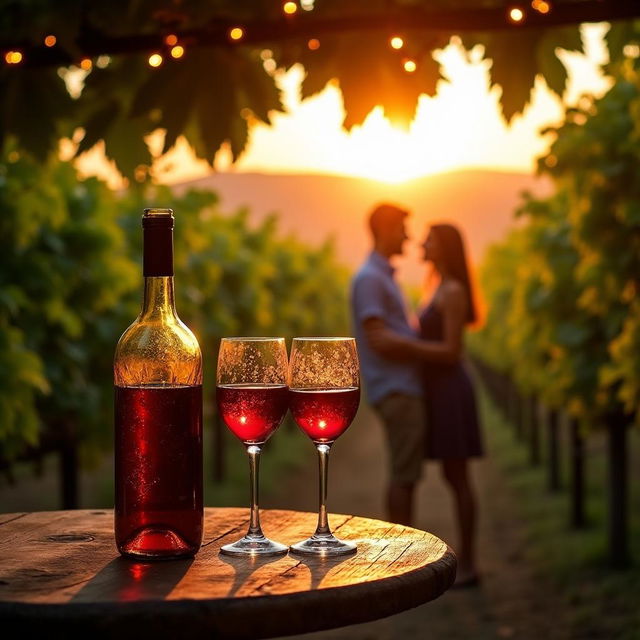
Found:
[350,203,483,588]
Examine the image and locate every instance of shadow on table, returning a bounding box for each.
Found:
[295,555,352,591]
[217,553,284,597]
[217,553,352,597]
[71,557,193,603]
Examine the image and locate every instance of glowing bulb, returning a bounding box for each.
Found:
[318,420,327,429]
[624,44,640,58]
[390,36,404,50]
[165,34,178,46]
[536,1,550,13]
[240,416,247,424]
[283,2,298,14]
[403,59,417,73]
[80,58,92,70]
[509,7,525,22]
[148,53,163,67]
[307,38,320,50]
[229,27,244,41]
[44,35,56,47]
[5,51,23,64]
[170,45,184,59]
[301,0,315,10]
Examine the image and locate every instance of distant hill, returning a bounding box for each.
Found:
[170,169,553,286]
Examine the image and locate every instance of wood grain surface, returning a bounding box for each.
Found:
[0,508,456,639]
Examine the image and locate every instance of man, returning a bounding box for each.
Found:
[350,203,425,526]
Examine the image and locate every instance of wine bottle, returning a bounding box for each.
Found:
[113,208,203,559]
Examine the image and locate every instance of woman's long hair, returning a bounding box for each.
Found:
[431,223,477,324]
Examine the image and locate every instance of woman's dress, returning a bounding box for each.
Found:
[418,302,484,459]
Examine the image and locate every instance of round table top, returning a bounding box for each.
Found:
[0,508,456,639]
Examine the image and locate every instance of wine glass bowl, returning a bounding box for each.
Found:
[288,337,360,556]
[288,387,360,443]
[216,337,289,556]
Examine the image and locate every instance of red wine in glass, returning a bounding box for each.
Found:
[217,383,289,443]
[289,387,360,442]
[288,337,360,557]
[115,384,203,558]
[216,337,289,557]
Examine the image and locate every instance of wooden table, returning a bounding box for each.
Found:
[0,508,456,639]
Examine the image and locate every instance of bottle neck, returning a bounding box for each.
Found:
[140,277,178,321]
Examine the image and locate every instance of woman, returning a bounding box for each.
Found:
[369,222,482,587]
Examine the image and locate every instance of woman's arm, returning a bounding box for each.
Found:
[365,282,467,364]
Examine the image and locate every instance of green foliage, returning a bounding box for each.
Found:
[0,152,350,464]
[468,25,582,122]
[0,145,138,458]
[472,54,640,424]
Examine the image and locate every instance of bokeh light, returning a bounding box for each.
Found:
[509,7,525,22]
[5,51,23,64]
[403,59,417,73]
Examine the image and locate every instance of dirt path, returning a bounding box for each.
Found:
[265,402,570,640]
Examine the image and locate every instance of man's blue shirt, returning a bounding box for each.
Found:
[350,251,422,405]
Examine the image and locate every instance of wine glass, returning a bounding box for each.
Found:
[288,337,360,556]
[216,337,289,556]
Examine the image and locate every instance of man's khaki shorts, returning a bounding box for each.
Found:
[373,393,426,485]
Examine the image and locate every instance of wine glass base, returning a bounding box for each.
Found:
[220,534,288,557]
[290,534,357,557]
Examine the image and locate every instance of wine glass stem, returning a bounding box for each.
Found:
[246,444,264,538]
[315,443,332,537]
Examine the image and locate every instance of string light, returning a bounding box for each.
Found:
[535,1,550,13]
[44,35,56,47]
[624,44,640,58]
[229,27,244,41]
[307,38,320,50]
[80,58,92,70]
[170,45,184,59]
[283,2,298,15]
[164,34,178,46]
[390,36,404,50]
[5,50,23,64]
[300,0,315,10]
[403,59,417,73]
[508,7,525,22]
[148,53,163,67]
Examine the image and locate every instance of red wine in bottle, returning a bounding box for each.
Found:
[114,208,203,559]
[289,387,360,442]
[217,383,289,443]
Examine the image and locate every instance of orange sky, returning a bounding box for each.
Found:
[72,24,612,187]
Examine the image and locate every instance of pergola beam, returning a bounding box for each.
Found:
[5,0,640,68]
